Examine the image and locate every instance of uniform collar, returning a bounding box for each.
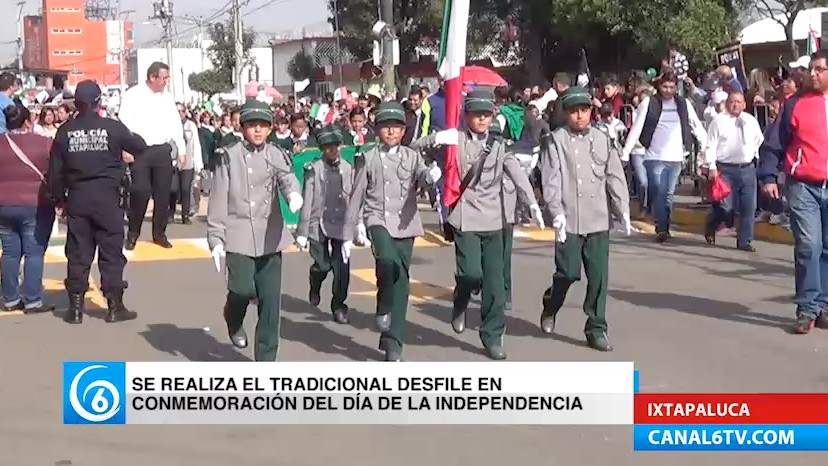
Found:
[468,130,488,141]
[324,157,341,167]
[566,126,591,138]
[381,144,400,154]
[242,140,267,152]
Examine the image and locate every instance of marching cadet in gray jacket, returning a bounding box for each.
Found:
[296,125,353,324]
[207,100,303,361]
[539,87,632,352]
[344,102,442,362]
[413,90,544,361]
[491,120,517,313]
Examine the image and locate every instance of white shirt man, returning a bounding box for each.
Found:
[622,95,707,162]
[703,91,762,251]
[705,108,764,170]
[119,62,186,250]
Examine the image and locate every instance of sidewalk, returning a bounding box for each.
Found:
[632,182,794,245]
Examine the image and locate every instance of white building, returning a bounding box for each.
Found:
[270,34,351,95]
[127,44,273,104]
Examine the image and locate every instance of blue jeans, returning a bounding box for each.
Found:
[787,180,828,319]
[705,164,757,247]
[644,160,682,234]
[631,153,649,214]
[0,205,55,308]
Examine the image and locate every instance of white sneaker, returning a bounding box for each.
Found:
[769,214,784,225]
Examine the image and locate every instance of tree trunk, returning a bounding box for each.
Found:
[786,21,799,59]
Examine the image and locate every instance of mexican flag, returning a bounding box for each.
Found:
[807,24,820,55]
[437,0,469,208]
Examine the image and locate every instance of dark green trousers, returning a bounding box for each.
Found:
[453,228,506,348]
[309,236,350,311]
[368,226,414,353]
[503,224,514,307]
[542,231,609,336]
[225,252,283,361]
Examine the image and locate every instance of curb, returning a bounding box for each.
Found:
[637,207,794,245]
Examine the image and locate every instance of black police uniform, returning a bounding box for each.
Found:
[47,80,148,324]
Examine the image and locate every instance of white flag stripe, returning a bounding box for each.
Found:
[438,0,470,81]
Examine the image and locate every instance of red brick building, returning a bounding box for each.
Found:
[23,0,133,88]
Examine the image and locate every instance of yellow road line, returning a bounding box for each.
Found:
[349,268,452,304]
[0,277,106,317]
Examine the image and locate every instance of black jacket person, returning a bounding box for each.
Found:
[47,80,147,324]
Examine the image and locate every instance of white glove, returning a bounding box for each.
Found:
[341,240,353,264]
[295,235,309,251]
[356,224,371,246]
[287,192,303,213]
[529,204,545,230]
[435,128,459,146]
[622,213,633,236]
[211,244,226,272]
[427,162,442,184]
[552,214,566,243]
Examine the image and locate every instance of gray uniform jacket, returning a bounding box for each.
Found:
[346,144,434,240]
[207,141,300,257]
[297,157,353,242]
[413,132,536,232]
[502,176,518,225]
[540,126,630,235]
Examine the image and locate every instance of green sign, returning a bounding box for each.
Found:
[279,144,375,225]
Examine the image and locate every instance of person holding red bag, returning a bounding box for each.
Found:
[703,92,764,250]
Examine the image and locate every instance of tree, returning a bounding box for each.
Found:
[188,69,231,98]
[754,0,820,59]
[187,20,256,98]
[287,51,314,82]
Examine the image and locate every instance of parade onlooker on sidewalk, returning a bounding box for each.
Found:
[0,102,55,313]
[170,102,203,224]
[759,50,828,334]
[703,92,764,251]
[0,72,18,134]
[623,71,706,242]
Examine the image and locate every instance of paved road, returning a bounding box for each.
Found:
[1,214,826,465]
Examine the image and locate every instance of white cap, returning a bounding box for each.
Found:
[789,55,810,69]
[712,91,728,104]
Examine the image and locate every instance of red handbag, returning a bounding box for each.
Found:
[707,175,731,202]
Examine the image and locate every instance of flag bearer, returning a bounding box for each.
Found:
[538,87,632,352]
[296,125,354,324]
[344,101,443,362]
[207,100,304,361]
[413,90,544,360]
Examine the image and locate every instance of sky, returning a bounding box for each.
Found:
[0,0,331,65]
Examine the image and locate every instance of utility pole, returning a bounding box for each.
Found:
[231,0,245,103]
[379,0,396,99]
[16,1,25,72]
[333,0,343,87]
[152,0,175,97]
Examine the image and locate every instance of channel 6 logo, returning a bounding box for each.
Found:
[62,362,126,424]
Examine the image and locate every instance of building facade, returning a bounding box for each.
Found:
[127,45,274,104]
[23,0,132,89]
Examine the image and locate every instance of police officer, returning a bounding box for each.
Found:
[47,80,148,324]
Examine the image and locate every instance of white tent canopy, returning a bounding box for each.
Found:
[740,7,827,45]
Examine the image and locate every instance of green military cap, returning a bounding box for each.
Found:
[316,124,344,146]
[239,100,273,125]
[374,101,407,125]
[559,86,592,110]
[464,89,496,113]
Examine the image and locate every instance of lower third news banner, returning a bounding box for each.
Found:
[62,361,634,425]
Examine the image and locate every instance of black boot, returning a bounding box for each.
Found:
[64,292,84,324]
[105,290,137,323]
[308,275,322,307]
[540,280,571,334]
